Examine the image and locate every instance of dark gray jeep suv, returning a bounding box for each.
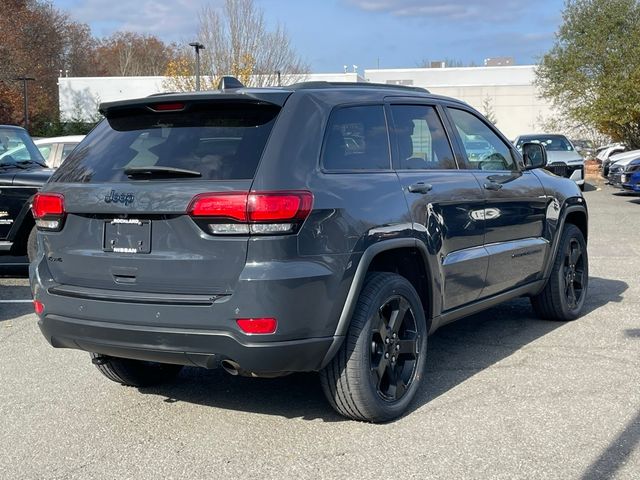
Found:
[30,80,588,422]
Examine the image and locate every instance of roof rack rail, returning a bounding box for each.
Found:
[288,81,429,94]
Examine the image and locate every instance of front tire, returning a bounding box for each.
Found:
[90,353,183,387]
[320,272,427,422]
[531,223,588,321]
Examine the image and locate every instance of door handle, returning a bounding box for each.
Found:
[483,182,503,191]
[408,182,433,194]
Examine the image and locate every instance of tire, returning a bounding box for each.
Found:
[579,183,585,191]
[90,353,183,387]
[531,223,588,321]
[320,272,428,422]
[27,226,37,263]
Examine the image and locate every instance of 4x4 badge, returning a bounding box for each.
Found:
[104,190,135,206]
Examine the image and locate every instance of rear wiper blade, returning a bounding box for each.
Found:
[124,166,202,178]
[17,160,48,168]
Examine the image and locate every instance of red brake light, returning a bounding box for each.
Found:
[188,190,313,230]
[149,102,185,112]
[189,192,248,221]
[248,192,313,221]
[236,318,277,334]
[32,193,65,218]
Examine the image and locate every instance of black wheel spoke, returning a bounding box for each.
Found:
[570,243,581,265]
[374,357,389,386]
[397,338,417,357]
[388,298,409,334]
[567,283,577,308]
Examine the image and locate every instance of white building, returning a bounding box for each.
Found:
[365,66,555,139]
[59,66,557,139]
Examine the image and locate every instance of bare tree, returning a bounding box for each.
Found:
[97,32,180,77]
[164,0,309,91]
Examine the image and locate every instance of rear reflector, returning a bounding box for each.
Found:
[32,193,65,231]
[236,318,277,334]
[33,300,44,315]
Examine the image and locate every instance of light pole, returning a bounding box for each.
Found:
[188,42,205,91]
[15,76,35,132]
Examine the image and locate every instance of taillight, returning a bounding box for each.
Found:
[236,318,277,334]
[188,191,313,235]
[33,300,44,315]
[32,193,65,231]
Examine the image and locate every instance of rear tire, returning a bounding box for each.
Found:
[90,353,183,387]
[320,272,427,422]
[531,224,588,321]
[27,226,37,263]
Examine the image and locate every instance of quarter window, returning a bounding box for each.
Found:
[448,108,517,171]
[390,105,456,170]
[322,105,391,171]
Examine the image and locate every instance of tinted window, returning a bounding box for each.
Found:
[516,135,574,152]
[0,128,45,166]
[52,103,280,183]
[390,105,456,170]
[322,105,390,171]
[61,143,77,161]
[37,144,53,161]
[448,108,517,171]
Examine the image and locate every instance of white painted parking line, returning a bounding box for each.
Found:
[0,300,33,303]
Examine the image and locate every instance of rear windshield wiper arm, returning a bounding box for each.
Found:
[124,166,202,178]
[17,160,48,168]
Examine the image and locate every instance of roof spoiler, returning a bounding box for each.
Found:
[217,76,244,91]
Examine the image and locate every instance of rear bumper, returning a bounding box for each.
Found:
[38,314,335,373]
[30,251,354,374]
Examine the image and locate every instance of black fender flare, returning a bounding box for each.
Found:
[319,237,432,368]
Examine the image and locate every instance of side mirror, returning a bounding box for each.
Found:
[522,142,547,170]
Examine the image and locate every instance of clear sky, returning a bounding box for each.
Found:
[51,0,564,72]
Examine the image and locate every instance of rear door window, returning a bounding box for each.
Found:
[52,102,281,183]
[321,105,391,171]
[389,105,457,170]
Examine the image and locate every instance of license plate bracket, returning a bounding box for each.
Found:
[103,219,151,254]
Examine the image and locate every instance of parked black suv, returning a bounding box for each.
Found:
[0,125,53,261]
[30,80,589,422]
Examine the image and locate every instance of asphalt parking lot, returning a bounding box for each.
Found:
[0,182,638,480]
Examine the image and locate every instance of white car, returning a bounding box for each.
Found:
[514,134,585,190]
[34,135,85,168]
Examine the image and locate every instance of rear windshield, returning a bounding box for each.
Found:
[516,135,574,152]
[51,102,280,183]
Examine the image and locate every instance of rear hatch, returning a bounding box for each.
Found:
[41,96,285,295]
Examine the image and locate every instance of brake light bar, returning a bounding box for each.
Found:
[32,193,66,231]
[188,191,313,235]
[149,102,186,112]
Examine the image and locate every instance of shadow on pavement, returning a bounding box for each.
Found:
[141,276,627,421]
[581,409,640,480]
[625,329,640,338]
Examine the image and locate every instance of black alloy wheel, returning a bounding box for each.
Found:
[370,295,420,402]
[320,272,427,422]
[563,238,586,310]
[531,223,589,321]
